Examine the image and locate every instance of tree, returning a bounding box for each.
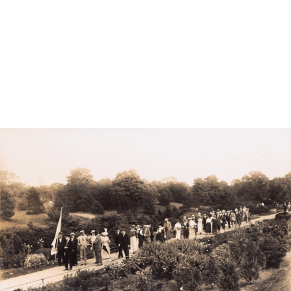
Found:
[143,198,156,215]
[90,178,112,209]
[0,188,16,220]
[192,175,232,206]
[163,205,172,218]
[167,181,190,203]
[25,187,45,214]
[158,189,173,206]
[91,200,105,214]
[238,171,269,202]
[65,168,95,212]
[111,170,157,212]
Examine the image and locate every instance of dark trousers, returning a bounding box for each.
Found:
[95,250,102,264]
[58,251,64,266]
[73,250,78,265]
[64,253,73,270]
[138,237,144,248]
[117,244,123,258]
[183,229,189,239]
[121,246,129,259]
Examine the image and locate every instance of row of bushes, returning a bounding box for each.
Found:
[18,217,290,291]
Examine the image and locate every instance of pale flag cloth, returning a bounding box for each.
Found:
[51,207,63,255]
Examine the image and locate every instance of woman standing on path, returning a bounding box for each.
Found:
[205,215,212,234]
[188,217,196,239]
[197,214,203,235]
[174,220,182,240]
[101,228,110,260]
[129,225,137,253]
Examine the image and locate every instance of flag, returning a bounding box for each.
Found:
[51,207,63,255]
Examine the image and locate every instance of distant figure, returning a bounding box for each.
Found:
[92,231,102,265]
[77,230,88,265]
[174,220,181,240]
[283,202,287,213]
[64,234,74,270]
[288,202,291,212]
[118,228,130,259]
[56,231,65,266]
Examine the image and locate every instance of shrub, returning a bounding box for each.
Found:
[91,200,105,214]
[24,253,48,267]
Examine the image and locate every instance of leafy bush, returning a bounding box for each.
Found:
[24,253,48,267]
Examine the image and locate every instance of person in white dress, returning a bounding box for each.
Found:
[197,214,203,235]
[101,228,110,260]
[129,225,138,253]
[174,220,182,240]
[188,217,196,239]
[90,230,97,260]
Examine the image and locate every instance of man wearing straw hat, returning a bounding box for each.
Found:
[77,230,88,265]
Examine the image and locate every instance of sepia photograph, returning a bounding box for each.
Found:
[0,129,291,291]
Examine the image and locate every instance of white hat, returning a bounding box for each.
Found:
[91,230,95,233]
[101,228,109,236]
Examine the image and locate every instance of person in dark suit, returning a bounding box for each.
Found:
[114,229,123,258]
[56,231,65,266]
[202,214,207,233]
[70,233,78,266]
[92,232,103,265]
[64,234,74,270]
[118,228,130,259]
[156,225,165,243]
[137,226,144,248]
[182,219,189,239]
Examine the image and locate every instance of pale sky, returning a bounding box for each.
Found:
[0,129,290,187]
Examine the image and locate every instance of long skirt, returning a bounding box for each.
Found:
[101,242,110,259]
[188,227,195,239]
[206,223,211,234]
[175,229,181,240]
[130,236,137,253]
[197,222,202,234]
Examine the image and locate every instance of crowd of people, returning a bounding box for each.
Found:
[55,206,251,271]
[55,228,112,271]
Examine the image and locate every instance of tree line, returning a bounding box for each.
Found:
[1,169,291,220]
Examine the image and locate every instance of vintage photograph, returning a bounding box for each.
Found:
[0,129,291,291]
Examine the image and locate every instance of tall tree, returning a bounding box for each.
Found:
[111,170,157,212]
[65,168,95,212]
[238,171,269,202]
[0,188,16,220]
[25,187,45,214]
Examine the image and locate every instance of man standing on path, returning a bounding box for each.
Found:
[118,228,130,259]
[64,234,74,271]
[163,218,172,240]
[77,230,88,265]
[70,233,78,266]
[56,231,65,266]
[92,231,103,266]
[114,229,123,258]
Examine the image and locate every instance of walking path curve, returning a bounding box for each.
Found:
[0,213,277,291]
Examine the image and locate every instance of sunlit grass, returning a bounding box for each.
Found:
[0,210,48,230]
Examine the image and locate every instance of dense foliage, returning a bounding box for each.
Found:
[20,218,290,291]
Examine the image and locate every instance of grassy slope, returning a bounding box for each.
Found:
[0,210,48,231]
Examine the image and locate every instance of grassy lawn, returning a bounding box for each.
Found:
[0,210,48,231]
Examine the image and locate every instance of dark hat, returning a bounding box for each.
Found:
[65,234,70,237]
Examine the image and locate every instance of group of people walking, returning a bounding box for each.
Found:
[55,228,111,271]
[173,206,251,240]
[55,206,251,270]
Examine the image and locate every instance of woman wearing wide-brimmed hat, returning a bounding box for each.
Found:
[129,225,138,253]
[101,228,110,259]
